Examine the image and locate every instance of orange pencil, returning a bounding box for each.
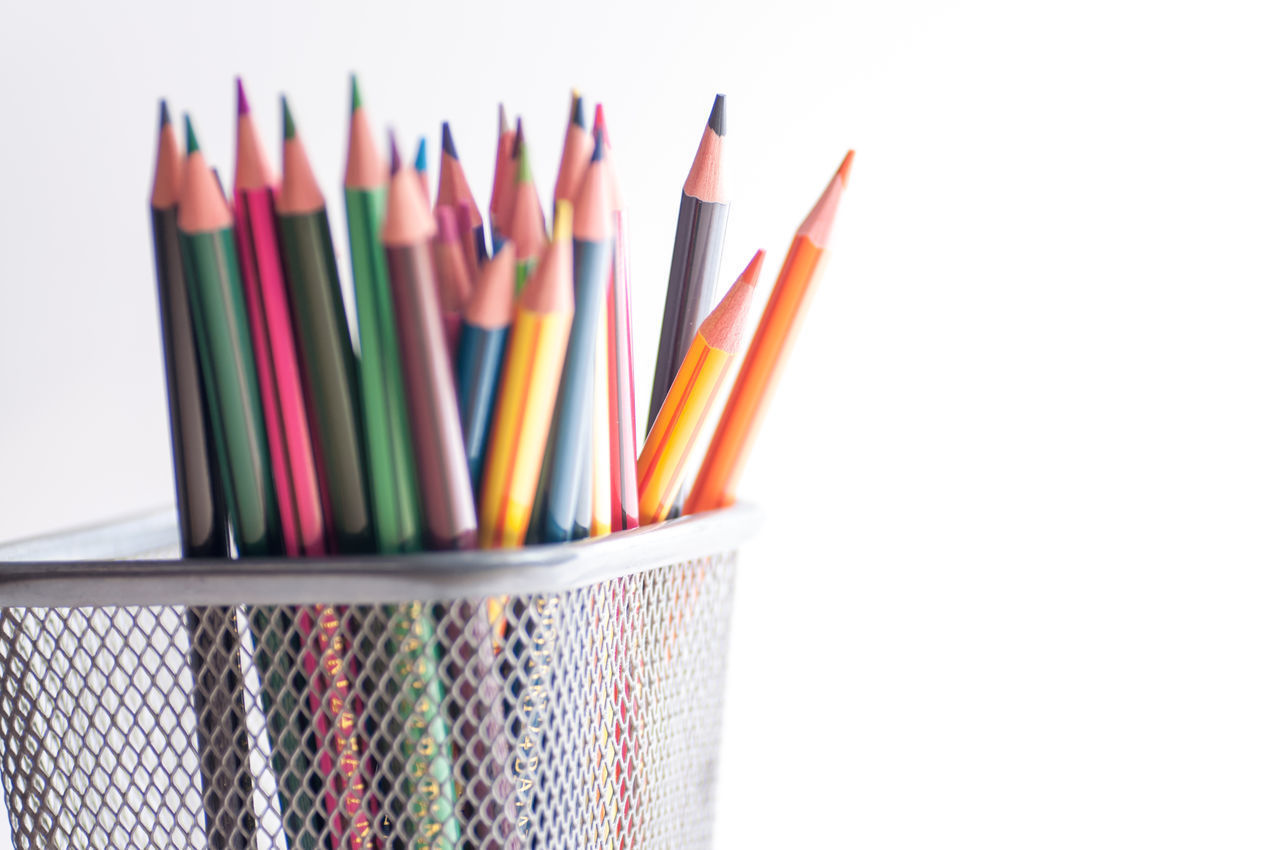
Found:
[686,152,854,513]
[636,250,762,525]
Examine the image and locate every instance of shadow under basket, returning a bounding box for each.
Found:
[0,505,758,850]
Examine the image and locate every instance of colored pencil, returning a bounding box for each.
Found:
[381,135,471,849]
[238,81,353,845]
[536,131,613,543]
[596,104,640,531]
[152,101,253,850]
[383,136,477,550]
[508,131,547,293]
[414,135,433,210]
[180,115,313,848]
[152,102,228,560]
[489,104,515,251]
[277,96,373,554]
[344,76,422,554]
[178,116,280,556]
[636,249,761,525]
[687,152,854,513]
[478,201,574,549]
[432,204,474,360]
[590,303,612,537]
[437,121,487,278]
[647,94,729,433]
[456,243,516,494]
[278,94,379,848]
[552,91,590,206]
[232,80,326,558]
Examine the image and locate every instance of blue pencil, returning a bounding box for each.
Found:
[535,130,613,542]
[456,243,516,494]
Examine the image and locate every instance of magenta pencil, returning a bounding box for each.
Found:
[233,80,349,843]
[231,80,327,557]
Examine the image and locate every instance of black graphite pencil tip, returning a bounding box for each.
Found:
[571,92,586,129]
[159,99,171,130]
[441,121,458,158]
[707,93,726,136]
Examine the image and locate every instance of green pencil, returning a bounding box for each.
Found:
[343,76,422,554]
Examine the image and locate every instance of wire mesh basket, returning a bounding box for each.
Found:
[0,505,758,850]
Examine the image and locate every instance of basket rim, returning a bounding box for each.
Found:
[0,503,760,606]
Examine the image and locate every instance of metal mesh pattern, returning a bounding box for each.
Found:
[0,553,735,850]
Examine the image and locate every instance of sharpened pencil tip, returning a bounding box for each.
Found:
[350,74,363,114]
[512,117,524,159]
[837,150,855,184]
[388,131,401,174]
[281,96,296,140]
[236,77,250,116]
[158,99,171,130]
[590,126,606,162]
[498,102,510,134]
[742,249,766,286]
[707,94,726,136]
[414,137,428,173]
[571,92,586,129]
[441,121,458,158]
[184,114,199,154]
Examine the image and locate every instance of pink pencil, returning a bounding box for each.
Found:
[233,79,353,844]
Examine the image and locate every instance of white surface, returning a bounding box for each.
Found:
[2,0,1279,847]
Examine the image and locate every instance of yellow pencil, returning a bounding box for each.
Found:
[636,250,763,525]
[479,201,575,548]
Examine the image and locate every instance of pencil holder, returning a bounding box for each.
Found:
[0,505,757,850]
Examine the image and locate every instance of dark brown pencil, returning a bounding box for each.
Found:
[150,100,252,849]
[647,94,729,432]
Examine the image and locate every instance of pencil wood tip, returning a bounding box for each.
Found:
[707,94,726,136]
[498,102,510,134]
[838,149,855,184]
[743,249,766,286]
[571,92,587,129]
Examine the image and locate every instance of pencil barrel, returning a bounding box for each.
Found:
[179,227,281,556]
[345,187,423,554]
[647,195,728,432]
[277,210,374,553]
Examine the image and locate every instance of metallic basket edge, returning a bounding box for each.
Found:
[0,503,761,606]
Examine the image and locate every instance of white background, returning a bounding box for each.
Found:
[2,0,1279,846]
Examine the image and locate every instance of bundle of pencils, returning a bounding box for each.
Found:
[149,75,853,848]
